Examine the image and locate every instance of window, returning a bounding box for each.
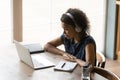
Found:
[23,0,80,44]
[23,0,106,52]
[0,0,11,45]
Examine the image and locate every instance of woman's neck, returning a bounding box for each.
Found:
[74,32,86,44]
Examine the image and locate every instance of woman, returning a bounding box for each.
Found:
[44,8,96,67]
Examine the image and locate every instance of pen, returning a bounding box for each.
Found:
[61,62,66,68]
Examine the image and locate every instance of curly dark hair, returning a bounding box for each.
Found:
[61,8,90,34]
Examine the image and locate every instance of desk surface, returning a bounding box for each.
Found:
[0,44,107,80]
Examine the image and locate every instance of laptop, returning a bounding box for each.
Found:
[24,43,45,54]
[14,40,55,70]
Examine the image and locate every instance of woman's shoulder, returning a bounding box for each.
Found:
[60,34,70,44]
[82,35,96,44]
[61,34,70,41]
[86,35,94,40]
[61,34,66,41]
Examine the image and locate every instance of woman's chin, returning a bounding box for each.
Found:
[66,36,71,39]
[64,35,71,39]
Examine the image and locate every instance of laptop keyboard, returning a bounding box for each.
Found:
[32,58,45,67]
[31,55,55,68]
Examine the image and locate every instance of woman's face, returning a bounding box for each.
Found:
[61,22,77,39]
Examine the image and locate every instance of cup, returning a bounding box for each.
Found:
[81,67,91,80]
[81,63,92,80]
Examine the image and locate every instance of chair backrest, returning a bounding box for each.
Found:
[93,67,120,80]
[96,51,106,68]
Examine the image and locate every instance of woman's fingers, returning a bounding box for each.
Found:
[62,53,76,62]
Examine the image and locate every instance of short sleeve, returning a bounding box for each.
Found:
[60,34,66,44]
[84,36,96,45]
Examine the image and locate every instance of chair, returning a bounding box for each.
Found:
[96,51,106,68]
[93,66,120,80]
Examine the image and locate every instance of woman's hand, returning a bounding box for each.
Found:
[62,53,77,62]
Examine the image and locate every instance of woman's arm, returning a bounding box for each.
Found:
[76,43,95,67]
[85,43,96,66]
[44,37,66,55]
[44,38,95,67]
[44,37,77,60]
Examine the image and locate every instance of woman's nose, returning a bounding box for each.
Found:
[63,30,67,34]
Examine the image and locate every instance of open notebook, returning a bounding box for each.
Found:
[54,61,77,72]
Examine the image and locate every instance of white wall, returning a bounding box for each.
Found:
[0,0,107,54]
[23,0,107,53]
[0,0,11,45]
[76,0,107,53]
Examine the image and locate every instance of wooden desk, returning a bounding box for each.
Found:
[0,44,107,80]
